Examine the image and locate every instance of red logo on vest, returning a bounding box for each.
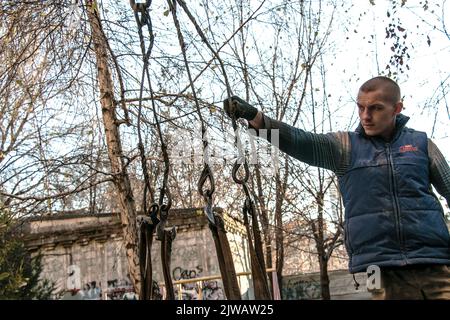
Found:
[399,145,418,153]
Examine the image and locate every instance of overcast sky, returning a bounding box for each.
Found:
[326,0,449,156]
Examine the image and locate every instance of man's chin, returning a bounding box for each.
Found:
[364,128,378,136]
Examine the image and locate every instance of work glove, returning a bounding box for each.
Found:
[223,96,258,121]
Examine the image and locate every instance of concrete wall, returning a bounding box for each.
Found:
[22,213,133,299]
[282,270,371,300]
[21,209,252,300]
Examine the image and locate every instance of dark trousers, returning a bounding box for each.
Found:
[369,264,450,300]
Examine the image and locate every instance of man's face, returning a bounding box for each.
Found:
[356,89,402,140]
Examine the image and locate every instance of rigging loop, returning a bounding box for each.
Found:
[203,191,215,226]
[148,202,160,226]
[197,164,215,225]
[232,160,250,185]
[156,191,176,241]
[198,164,215,197]
[159,186,172,211]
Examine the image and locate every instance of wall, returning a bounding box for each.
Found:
[22,212,135,299]
[282,270,371,300]
[21,209,251,300]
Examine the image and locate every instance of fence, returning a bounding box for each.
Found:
[158,269,280,300]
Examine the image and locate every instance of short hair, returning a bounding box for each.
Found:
[358,76,401,105]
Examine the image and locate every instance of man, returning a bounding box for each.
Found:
[223,76,450,300]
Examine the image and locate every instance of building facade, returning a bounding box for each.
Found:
[21,208,252,299]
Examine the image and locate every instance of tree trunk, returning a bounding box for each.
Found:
[86,0,141,295]
[319,255,331,300]
[274,159,288,297]
[274,194,283,297]
[315,191,331,300]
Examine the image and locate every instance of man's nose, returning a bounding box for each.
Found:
[360,108,372,121]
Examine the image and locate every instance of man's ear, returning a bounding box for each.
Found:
[394,101,403,114]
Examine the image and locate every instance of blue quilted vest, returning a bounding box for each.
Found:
[339,114,450,273]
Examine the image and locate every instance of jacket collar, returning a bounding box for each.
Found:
[355,113,410,141]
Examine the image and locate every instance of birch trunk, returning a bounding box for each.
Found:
[86,0,141,295]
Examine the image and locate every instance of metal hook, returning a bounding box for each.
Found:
[198,164,215,197]
[232,161,250,185]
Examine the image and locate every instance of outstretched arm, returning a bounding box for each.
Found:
[260,114,350,175]
[223,96,351,175]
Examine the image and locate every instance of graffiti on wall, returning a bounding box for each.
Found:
[106,278,137,300]
[60,265,137,300]
[67,265,81,290]
[82,281,102,299]
[282,278,321,300]
[170,265,225,300]
[61,264,227,300]
[172,266,203,281]
[201,280,224,300]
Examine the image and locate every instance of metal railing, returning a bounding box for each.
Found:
[159,268,280,300]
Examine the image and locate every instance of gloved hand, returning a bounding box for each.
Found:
[223,96,259,121]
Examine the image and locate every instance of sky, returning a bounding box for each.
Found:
[323,0,449,157]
